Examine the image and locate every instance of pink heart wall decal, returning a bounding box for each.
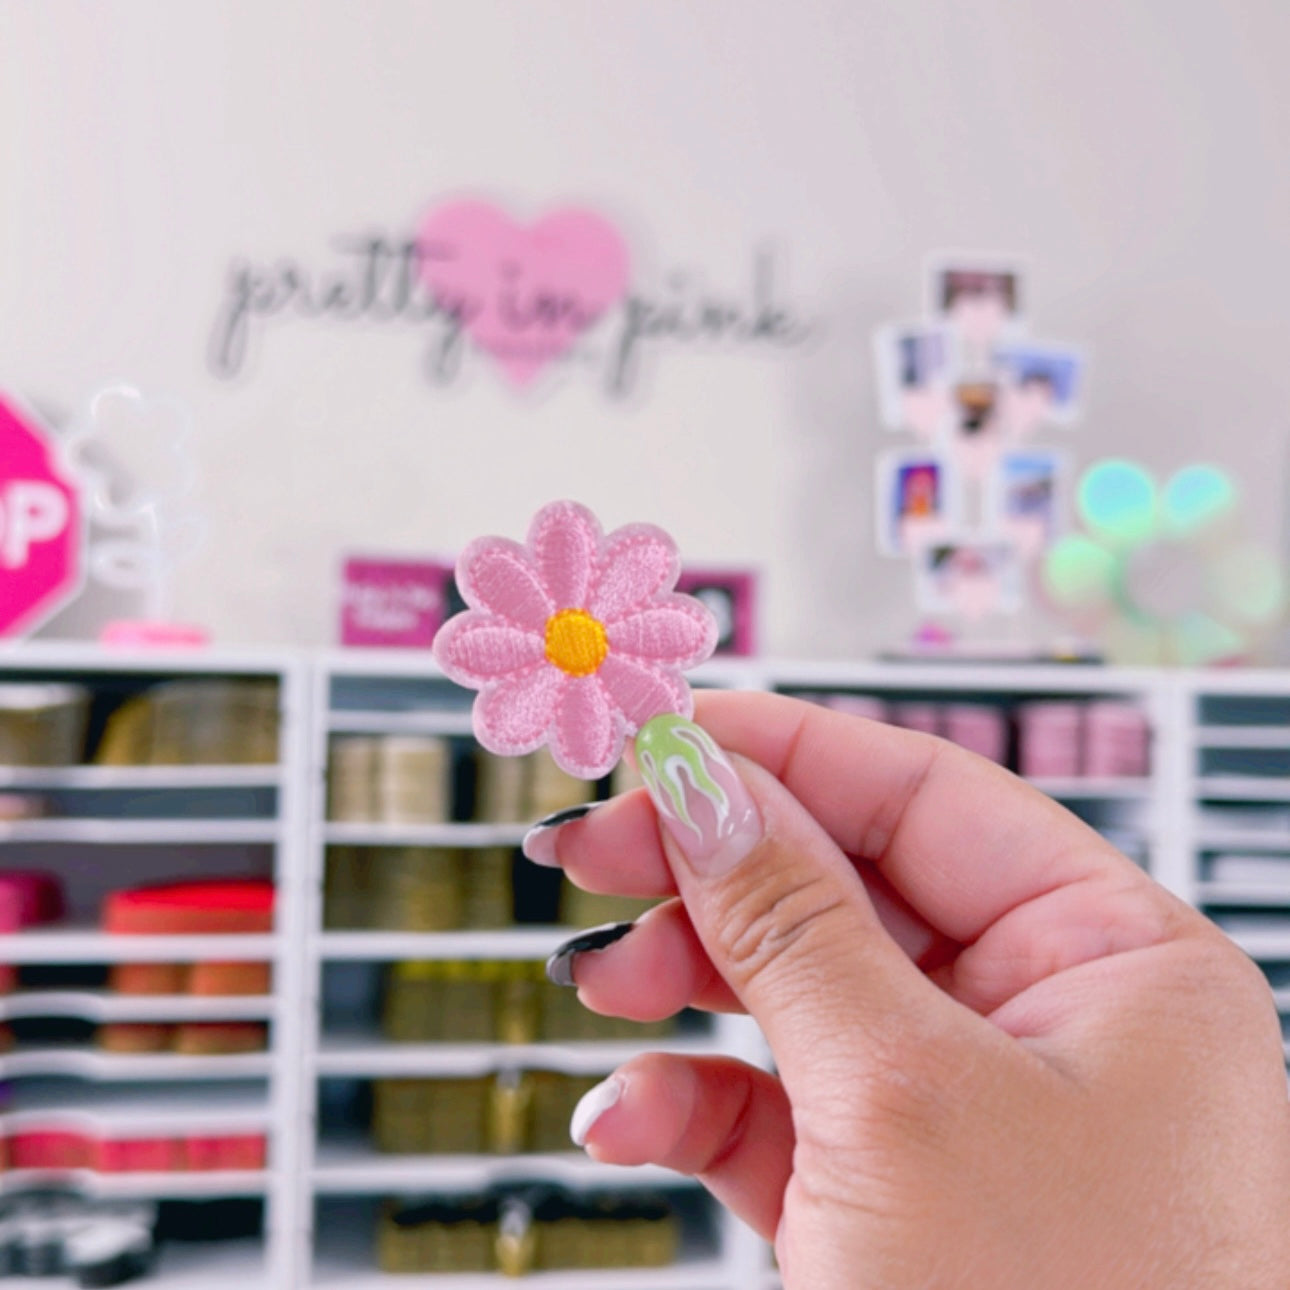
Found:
[419,201,632,387]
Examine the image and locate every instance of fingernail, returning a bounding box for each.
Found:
[521,801,602,866]
[635,715,761,875]
[545,921,635,987]
[570,1074,624,1147]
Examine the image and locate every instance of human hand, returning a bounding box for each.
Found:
[523,691,1290,1290]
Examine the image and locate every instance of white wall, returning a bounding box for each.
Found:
[3,0,1288,655]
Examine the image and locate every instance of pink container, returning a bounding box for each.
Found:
[93,1136,181,1173]
[10,1129,91,1170]
[0,871,64,932]
[185,1134,267,1171]
[943,705,1009,764]
[1017,702,1083,779]
[1084,702,1150,778]
[0,794,42,821]
[184,1137,228,1171]
[889,703,942,736]
[822,694,888,722]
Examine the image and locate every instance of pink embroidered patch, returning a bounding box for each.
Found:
[432,501,718,779]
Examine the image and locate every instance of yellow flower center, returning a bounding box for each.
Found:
[544,608,609,677]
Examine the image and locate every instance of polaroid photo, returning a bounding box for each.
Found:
[876,450,960,557]
[952,378,1002,439]
[873,321,955,438]
[986,448,1069,558]
[915,537,1024,620]
[926,252,1026,357]
[946,378,1007,481]
[676,567,759,656]
[993,341,1086,435]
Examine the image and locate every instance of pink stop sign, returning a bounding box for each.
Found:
[0,396,83,637]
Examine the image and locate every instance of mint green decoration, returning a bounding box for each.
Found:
[635,714,729,837]
[1044,458,1284,664]
[1162,464,1235,537]
[1078,460,1157,549]
[1209,543,1284,624]
[1043,535,1117,609]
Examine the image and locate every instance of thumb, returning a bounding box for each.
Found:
[634,714,951,1094]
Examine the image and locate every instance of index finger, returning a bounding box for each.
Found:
[692,689,1145,944]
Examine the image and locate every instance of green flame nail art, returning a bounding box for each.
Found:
[635,714,730,838]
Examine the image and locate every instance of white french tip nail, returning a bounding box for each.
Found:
[570,1075,624,1148]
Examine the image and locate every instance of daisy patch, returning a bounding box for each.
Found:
[432,501,719,779]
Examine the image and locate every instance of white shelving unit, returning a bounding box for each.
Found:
[0,991,277,1022]
[301,651,764,1290]
[296,653,1179,1290]
[5,645,1289,1288]
[1185,672,1290,1062]
[313,1035,726,1079]
[0,645,309,1290]
[0,928,282,964]
[0,765,284,790]
[323,822,528,848]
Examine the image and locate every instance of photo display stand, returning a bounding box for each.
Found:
[873,254,1086,656]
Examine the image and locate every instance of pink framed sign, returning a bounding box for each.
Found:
[339,557,455,648]
[676,567,760,657]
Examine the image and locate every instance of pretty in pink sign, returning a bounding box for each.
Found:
[0,396,83,637]
[418,201,631,388]
[209,202,812,397]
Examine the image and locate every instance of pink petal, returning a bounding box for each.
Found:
[606,597,718,666]
[597,655,693,730]
[550,675,624,779]
[589,524,681,622]
[473,665,564,755]
[432,611,545,685]
[456,537,551,630]
[529,500,602,609]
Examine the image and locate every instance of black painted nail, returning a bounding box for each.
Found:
[522,801,602,866]
[545,921,635,987]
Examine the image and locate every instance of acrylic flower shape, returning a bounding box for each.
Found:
[1042,460,1284,665]
[432,501,719,779]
